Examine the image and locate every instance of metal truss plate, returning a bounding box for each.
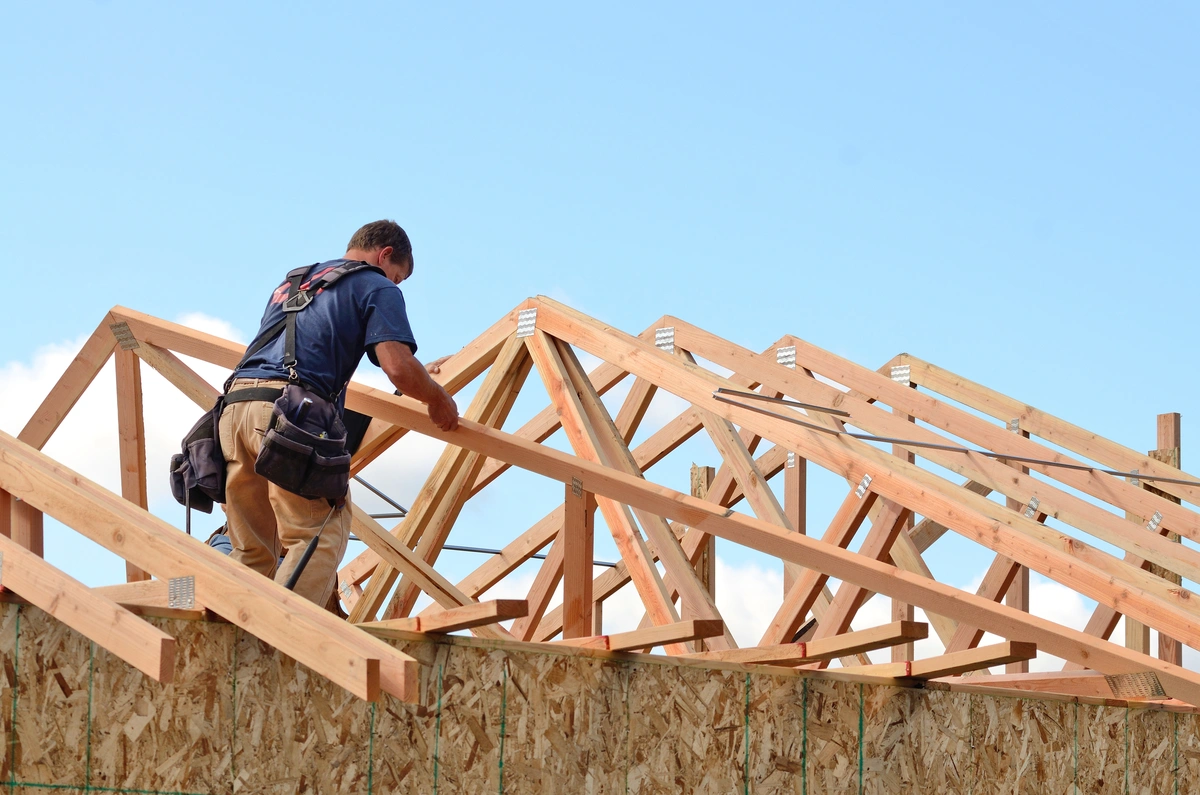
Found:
[787,451,796,469]
[571,477,583,498]
[655,327,675,354]
[108,321,140,350]
[1023,496,1040,519]
[890,365,911,386]
[1105,671,1166,700]
[168,576,195,609]
[1147,511,1163,533]
[854,473,873,499]
[776,346,796,368]
[516,308,538,338]
[1008,418,1020,433]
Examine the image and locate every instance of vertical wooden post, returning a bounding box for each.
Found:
[691,464,716,651]
[1150,412,1183,665]
[562,482,596,640]
[12,497,44,557]
[116,348,152,582]
[591,599,604,636]
[891,404,916,663]
[783,453,806,593]
[1004,426,1032,673]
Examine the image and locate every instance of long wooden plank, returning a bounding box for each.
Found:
[341,377,1200,705]
[936,670,1116,698]
[0,430,414,703]
[531,300,1200,648]
[686,621,929,666]
[19,314,119,449]
[838,642,1038,680]
[361,599,527,636]
[0,533,176,681]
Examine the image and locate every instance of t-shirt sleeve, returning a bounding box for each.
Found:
[362,285,418,366]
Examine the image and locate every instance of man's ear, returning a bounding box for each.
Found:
[378,246,394,266]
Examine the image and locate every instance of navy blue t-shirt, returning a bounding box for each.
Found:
[233,260,418,400]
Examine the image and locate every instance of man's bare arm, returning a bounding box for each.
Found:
[373,341,460,431]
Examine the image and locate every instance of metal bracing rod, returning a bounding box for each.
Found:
[352,475,409,515]
[713,392,1200,488]
[713,387,852,417]
[343,536,618,568]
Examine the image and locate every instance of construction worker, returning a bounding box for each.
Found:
[218,220,459,612]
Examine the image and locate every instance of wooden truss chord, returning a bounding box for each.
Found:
[552,619,725,652]
[838,642,1038,680]
[684,621,929,667]
[360,599,528,636]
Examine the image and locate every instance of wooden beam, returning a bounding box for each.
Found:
[0,429,416,703]
[562,483,597,640]
[509,534,566,641]
[131,343,220,408]
[1154,412,1184,666]
[19,314,119,449]
[0,489,9,539]
[552,619,725,652]
[685,621,929,666]
[839,642,1038,680]
[784,448,806,592]
[361,599,528,636]
[935,670,1116,699]
[891,401,916,663]
[115,348,151,583]
[0,533,176,681]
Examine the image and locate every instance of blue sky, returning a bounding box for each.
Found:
[2,3,1199,654]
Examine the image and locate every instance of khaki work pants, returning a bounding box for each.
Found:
[218,378,350,608]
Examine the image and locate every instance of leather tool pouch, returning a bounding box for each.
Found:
[255,384,351,500]
[169,396,227,513]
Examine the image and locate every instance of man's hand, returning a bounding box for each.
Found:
[428,389,459,431]
[425,355,451,376]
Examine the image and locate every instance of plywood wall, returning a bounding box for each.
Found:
[0,603,1191,794]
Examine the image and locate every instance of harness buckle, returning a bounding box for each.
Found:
[282,291,313,313]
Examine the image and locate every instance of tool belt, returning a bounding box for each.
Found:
[169,260,383,512]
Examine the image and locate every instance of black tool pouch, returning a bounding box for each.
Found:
[168,397,226,513]
[255,384,351,500]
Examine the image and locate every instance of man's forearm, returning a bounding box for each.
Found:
[385,353,447,406]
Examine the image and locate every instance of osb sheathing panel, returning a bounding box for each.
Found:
[0,603,1192,794]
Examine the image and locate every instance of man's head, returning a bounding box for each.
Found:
[345,220,414,284]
